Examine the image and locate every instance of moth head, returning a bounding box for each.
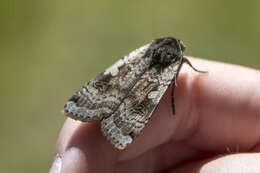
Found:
[148,37,186,66]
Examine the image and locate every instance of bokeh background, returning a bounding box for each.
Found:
[0,0,259,172]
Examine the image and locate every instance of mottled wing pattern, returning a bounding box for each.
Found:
[101,60,183,149]
[64,44,152,121]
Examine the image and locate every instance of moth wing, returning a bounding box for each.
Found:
[101,60,183,149]
[63,44,153,121]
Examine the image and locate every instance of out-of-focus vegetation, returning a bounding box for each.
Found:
[0,0,259,172]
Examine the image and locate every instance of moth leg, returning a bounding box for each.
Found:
[171,57,206,115]
[171,60,184,115]
[182,57,207,73]
[171,83,176,115]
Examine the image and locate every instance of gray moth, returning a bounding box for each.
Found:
[63,37,205,149]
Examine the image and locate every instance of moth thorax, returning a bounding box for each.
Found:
[150,37,185,66]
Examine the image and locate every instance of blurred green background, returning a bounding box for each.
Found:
[0,0,259,172]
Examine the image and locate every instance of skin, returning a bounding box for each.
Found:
[50,57,260,173]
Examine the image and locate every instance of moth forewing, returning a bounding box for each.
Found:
[63,37,205,149]
[63,44,151,122]
[101,58,182,149]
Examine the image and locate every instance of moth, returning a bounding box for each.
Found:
[63,37,205,149]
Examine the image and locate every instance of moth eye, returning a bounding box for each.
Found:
[94,81,110,92]
[178,39,186,52]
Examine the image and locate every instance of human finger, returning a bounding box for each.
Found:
[119,57,260,160]
[50,118,119,173]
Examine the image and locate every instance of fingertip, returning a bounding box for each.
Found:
[60,147,87,173]
[54,118,119,172]
[56,118,82,154]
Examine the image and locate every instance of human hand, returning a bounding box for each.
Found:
[49,57,260,173]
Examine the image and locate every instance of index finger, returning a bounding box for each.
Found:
[53,57,260,172]
[54,119,118,173]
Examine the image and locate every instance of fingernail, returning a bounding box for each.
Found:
[49,155,62,173]
[60,147,87,173]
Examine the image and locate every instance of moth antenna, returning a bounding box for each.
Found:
[182,57,207,73]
